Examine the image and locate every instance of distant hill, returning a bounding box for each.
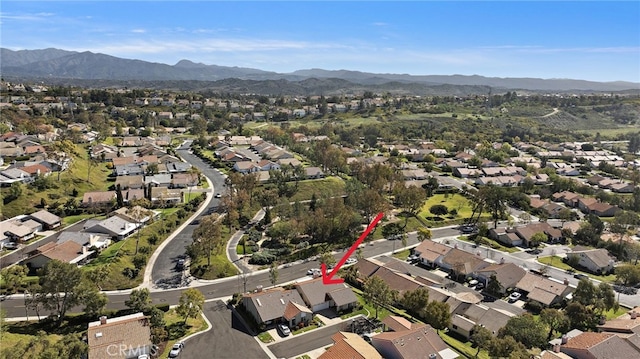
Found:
[1,48,639,93]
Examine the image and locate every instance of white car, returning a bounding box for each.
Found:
[215,193,222,198]
[508,292,522,303]
[3,242,18,250]
[168,342,184,358]
[345,258,357,265]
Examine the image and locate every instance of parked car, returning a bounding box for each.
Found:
[574,273,589,281]
[346,258,358,265]
[168,342,184,358]
[277,324,291,337]
[3,242,18,250]
[215,193,222,198]
[176,259,186,270]
[475,282,485,291]
[508,292,522,303]
[460,225,477,234]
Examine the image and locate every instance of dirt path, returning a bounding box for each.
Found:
[541,107,560,118]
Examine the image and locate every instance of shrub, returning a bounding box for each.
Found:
[249,251,277,265]
[429,204,448,216]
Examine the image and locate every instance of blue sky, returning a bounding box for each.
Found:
[1,1,639,82]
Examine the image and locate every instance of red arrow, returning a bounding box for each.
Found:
[321,212,384,285]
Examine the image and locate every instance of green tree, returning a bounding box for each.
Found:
[0,265,27,294]
[269,263,279,286]
[477,184,508,229]
[540,308,570,340]
[83,265,111,291]
[488,335,529,359]
[80,284,108,317]
[394,185,426,228]
[363,276,397,319]
[176,288,205,323]
[485,274,504,297]
[417,227,432,242]
[319,251,337,268]
[423,301,451,331]
[498,313,547,349]
[125,288,152,313]
[470,324,493,358]
[37,260,83,325]
[193,214,223,267]
[529,232,547,248]
[429,204,449,216]
[400,288,430,315]
[615,264,640,286]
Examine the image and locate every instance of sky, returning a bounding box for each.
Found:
[1,1,639,82]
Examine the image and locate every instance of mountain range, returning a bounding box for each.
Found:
[2,48,639,94]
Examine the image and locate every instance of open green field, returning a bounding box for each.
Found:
[288,176,346,202]
[575,126,640,138]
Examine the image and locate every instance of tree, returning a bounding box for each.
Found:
[470,325,493,357]
[485,274,504,297]
[540,308,570,340]
[558,208,573,226]
[417,227,432,242]
[319,251,337,268]
[126,206,152,255]
[83,265,111,291]
[394,186,426,228]
[176,288,205,323]
[363,276,397,319]
[498,313,547,349]
[423,301,451,331]
[80,284,108,317]
[269,263,279,286]
[429,204,449,216]
[37,260,83,324]
[615,264,640,286]
[0,265,27,294]
[125,288,152,313]
[529,232,547,248]
[400,288,430,315]
[193,214,223,267]
[488,335,529,359]
[477,184,508,228]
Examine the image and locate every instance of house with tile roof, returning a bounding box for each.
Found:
[24,240,91,269]
[82,191,116,207]
[559,332,640,359]
[294,278,358,313]
[382,315,425,333]
[566,248,615,275]
[413,240,451,268]
[87,313,152,359]
[241,288,308,327]
[474,263,527,295]
[440,248,490,279]
[371,324,458,359]
[515,272,572,307]
[283,301,312,329]
[319,331,382,359]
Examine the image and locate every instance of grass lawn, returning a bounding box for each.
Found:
[604,306,628,319]
[160,309,209,358]
[420,193,474,220]
[537,256,616,282]
[258,331,274,343]
[392,249,411,260]
[440,331,489,359]
[457,236,520,254]
[288,177,346,202]
[352,288,391,320]
[189,223,238,279]
[62,213,96,226]
[236,244,253,255]
[292,324,319,335]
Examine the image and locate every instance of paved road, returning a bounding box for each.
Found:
[150,141,227,287]
[268,321,351,359]
[180,300,267,359]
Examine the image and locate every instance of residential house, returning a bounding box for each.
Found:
[515,273,572,307]
[440,248,490,279]
[115,175,145,189]
[319,331,382,359]
[283,301,313,329]
[3,220,37,242]
[233,161,260,174]
[587,202,620,217]
[474,263,527,295]
[277,158,302,167]
[597,311,640,335]
[171,173,198,188]
[514,222,563,246]
[294,278,358,313]
[610,182,635,193]
[241,288,307,326]
[82,191,116,207]
[371,325,458,359]
[553,191,581,208]
[449,304,515,339]
[577,197,599,213]
[87,313,152,359]
[150,187,182,205]
[24,241,90,269]
[566,248,615,275]
[559,332,640,359]
[413,240,452,268]
[354,258,426,295]
[382,315,425,333]
[256,159,280,171]
[305,167,325,179]
[489,228,524,247]
[27,210,62,230]
[84,216,139,241]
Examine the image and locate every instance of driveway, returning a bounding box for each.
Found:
[180,300,268,359]
[267,321,351,359]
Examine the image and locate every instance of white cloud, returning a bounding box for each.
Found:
[131,29,146,33]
